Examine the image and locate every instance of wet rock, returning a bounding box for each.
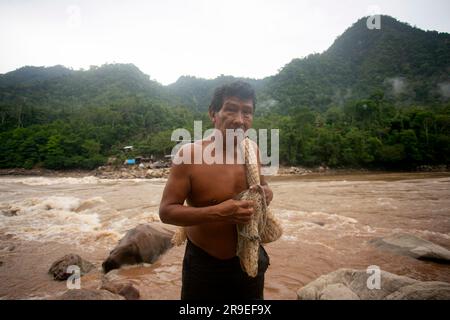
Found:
[385,281,450,300]
[48,254,95,281]
[297,268,450,300]
[288,167,309,174]
[278,166,312,175]
[53,289,125,300]
[370,233,450,264]
[145,169,164,178]
[317,165,330,173]
[416,165,449,172]
[101,279,140,300]
[120,172,132,179]
[102,223,174,273]
[320,283,360,300]
[94,165,170,179]
[1,206,20,217]
[150,161,167,169]
[145,169,154,178]
[288,167,298,174]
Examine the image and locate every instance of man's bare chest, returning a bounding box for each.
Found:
[188,164,248,206]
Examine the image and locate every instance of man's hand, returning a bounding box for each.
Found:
[250,184,273,206]
[215,199,254,224]
[262,184,273,205]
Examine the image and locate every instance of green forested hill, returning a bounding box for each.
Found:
[1,15,449,170]
[0,63,195,169]
[265,15,450,113]
[166,75,267,112]
[0,63,170,129]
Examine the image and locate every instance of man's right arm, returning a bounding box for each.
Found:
[158,144,254,226]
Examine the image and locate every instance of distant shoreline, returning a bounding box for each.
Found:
[1,164,448,180]
[0,168,93,177]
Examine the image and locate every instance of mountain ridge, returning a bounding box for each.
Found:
[1,15,449,170]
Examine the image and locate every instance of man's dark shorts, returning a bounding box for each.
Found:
[181,238,270,300]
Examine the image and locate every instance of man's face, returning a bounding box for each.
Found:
[209,96,254,135]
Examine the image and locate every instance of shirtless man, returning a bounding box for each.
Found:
[159,81,273,300]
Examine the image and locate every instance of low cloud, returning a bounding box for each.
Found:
[259,99,278,109]
[438,82,450,99]
[385,77,407,96]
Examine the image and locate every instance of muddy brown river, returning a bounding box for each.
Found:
[0,172,449,299]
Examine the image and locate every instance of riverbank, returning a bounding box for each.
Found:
[1,164,448,180]
[0,168,92,177]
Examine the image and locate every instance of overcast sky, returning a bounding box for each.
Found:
[1,0,449,85]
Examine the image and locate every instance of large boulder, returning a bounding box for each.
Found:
[53,289,124,300]
[48,254,95,281]
[297,268,450,300]
[385,281,450,300]
[100,269,140,300]
[101,279,140,300]
[370,233,450,263]
[319,283,360,300]
[102,223,174,273]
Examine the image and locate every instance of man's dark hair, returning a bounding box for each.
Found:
[209,80,256,113]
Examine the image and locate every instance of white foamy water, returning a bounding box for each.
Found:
[0,176,166,249]
[1,196,103,246]
[0,194,160,250]
[0,176,167,186]
[275,209,363,241]
[0,176,102,186]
